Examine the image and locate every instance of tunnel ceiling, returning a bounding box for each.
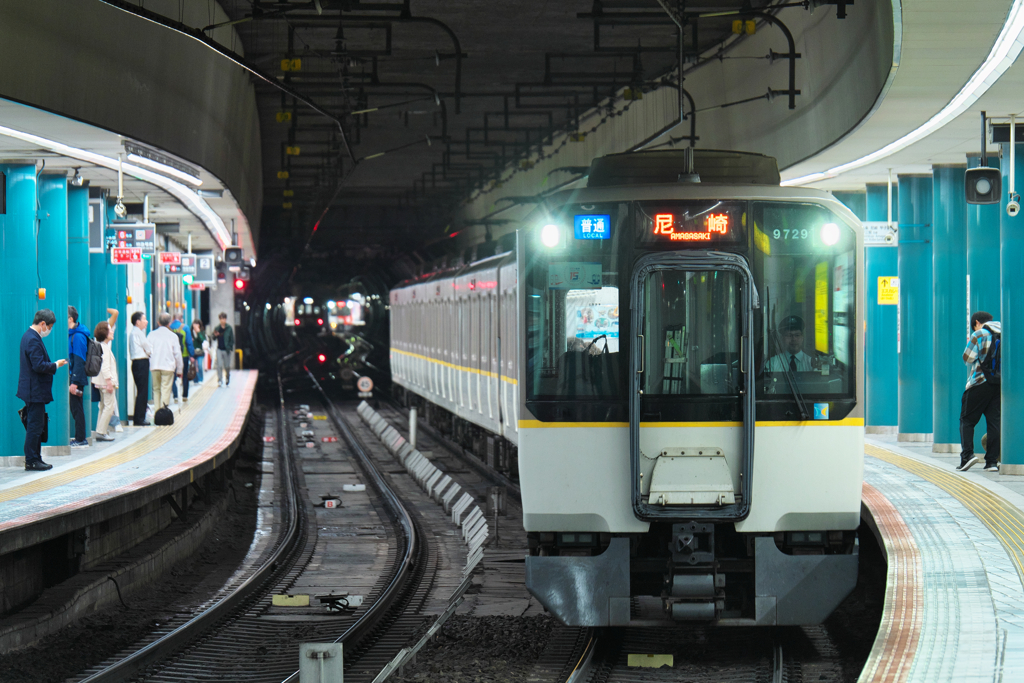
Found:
[217,0,816,283]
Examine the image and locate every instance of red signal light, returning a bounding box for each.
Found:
[317,318,324,326]
[318,353,326,363]
[234,278,245,290]
[294,318,301,326]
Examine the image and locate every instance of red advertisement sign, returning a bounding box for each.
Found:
[111,247,142,264]
[159,251,181,265]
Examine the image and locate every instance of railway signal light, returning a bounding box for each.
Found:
[318,353,326,363]
[234,278,246,291]
[317,318,324,326]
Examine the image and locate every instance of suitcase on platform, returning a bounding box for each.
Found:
[154,407,174,426]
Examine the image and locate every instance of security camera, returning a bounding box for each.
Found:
[114,199,127,218]
[1008,200,1020,217]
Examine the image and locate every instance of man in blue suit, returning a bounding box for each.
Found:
[18,309,67,471]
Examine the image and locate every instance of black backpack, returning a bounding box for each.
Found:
[154,407,174,426]
[981,324,1001,385]
[84,337,103,377]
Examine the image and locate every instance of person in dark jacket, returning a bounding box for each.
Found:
[67,305,90,446]
[19,309,67,471]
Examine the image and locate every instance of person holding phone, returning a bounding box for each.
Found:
[18,309,67,471]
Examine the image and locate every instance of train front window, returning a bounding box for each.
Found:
[752,202,856,402]
[526,203,626,401]
[640,270,741,397]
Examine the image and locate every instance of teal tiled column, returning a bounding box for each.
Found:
[898,175,933,442]
[1000,144,1024,473]
[38,173,70,455]
[0,164,41,457]
[865,183,899,433]
[931,165,968,453]
[68,186,92,436]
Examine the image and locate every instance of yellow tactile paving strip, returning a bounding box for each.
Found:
[867,443,1024,584]
[0,380,216,505]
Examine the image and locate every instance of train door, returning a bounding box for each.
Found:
[629,252,756,521]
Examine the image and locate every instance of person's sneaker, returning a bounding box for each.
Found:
[957,456,980,472]
[69,440,89,448]
[25,461,53,471]
[984,463,1000,472]
[114,424,124,433]
[183,397,189,403]
[95,434,115,442]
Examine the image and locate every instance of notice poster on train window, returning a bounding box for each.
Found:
[565,287,620,352]
[548,262,602,290]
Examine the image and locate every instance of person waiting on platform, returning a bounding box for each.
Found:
[67,305,91,447]
[191,320,207,384]
[765,315,813,373]
[92,319,119,443]
[957,311,1002,472]
[170,312,195,403]
[148,312,183,412]
[212,312,235,387]
[129,311,152,426]
[19,309,67,471]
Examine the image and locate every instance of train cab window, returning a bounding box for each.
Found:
[752,202,857,411]
[526,203,626,402]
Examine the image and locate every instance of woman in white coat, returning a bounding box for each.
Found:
[93,317,119,442]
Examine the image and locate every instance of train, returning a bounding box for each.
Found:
[390,149,864,627]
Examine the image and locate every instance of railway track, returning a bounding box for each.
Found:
[70,367,443,683]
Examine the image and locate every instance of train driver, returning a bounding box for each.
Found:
[766,315,813,373]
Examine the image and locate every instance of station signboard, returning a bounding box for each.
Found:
[193,254,216,285]
[179,254,197,275]
[188,283,206,291]
[111,223,156,254]
[159,251,181,265]
[111,247,142,264]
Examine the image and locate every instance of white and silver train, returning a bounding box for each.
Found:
[391,149,865,627]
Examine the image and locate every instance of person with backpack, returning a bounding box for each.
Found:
[957,311,1002,472]
[170,312,194,403]
[147,312,184,414]
[67,305,93,447]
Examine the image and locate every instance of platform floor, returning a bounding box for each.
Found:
[0,371,257,541]
[862,435,1024,682]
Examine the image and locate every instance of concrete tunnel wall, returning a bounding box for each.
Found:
[457,0,897,239]
[0,0,263,245]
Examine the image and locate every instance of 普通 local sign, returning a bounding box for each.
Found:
[111,247,142,264]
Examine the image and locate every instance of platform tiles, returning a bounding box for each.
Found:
[0,371,257,546]
[860,438,1024,682]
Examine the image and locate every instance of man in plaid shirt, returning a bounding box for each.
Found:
[957,311,1002,472]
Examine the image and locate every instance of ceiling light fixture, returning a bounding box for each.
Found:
[782,0,1024,186]
[126,153,203,186]
[0,123,232,248]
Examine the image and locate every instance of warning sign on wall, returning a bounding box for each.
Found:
[878,276,900,305]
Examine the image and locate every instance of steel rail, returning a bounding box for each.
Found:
[275,366,421,682]
[77,369,302,683]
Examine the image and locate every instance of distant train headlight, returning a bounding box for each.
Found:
[820,222,840,246]
[541,223,560,248]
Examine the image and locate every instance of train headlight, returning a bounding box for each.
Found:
[820,222,840,246]
[541,223,560,248]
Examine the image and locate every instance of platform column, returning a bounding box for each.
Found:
[68,186,92,436]
[0,164,41,458]
[864,183,899,433]
[89,190,109,427]
[897,175,933,442]
[38,173,70,455]
[1000,143,1024,473]
[931,165,968,453]
[966,155,1002,456]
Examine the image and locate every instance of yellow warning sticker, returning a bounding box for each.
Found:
[627,654,673,668]
[878,276,899,305]
[313,415,327,420]
[272,594,310,607]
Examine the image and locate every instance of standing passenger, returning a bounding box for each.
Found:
[147,312,184,412]
[129,311,152,426]
[19,309,67,471]
[67,305,90,446]
[191,320,206,384]
[957,311,1002,472]
[92,320,119,442]
[170,312,194,402]
[212,312,234,387]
